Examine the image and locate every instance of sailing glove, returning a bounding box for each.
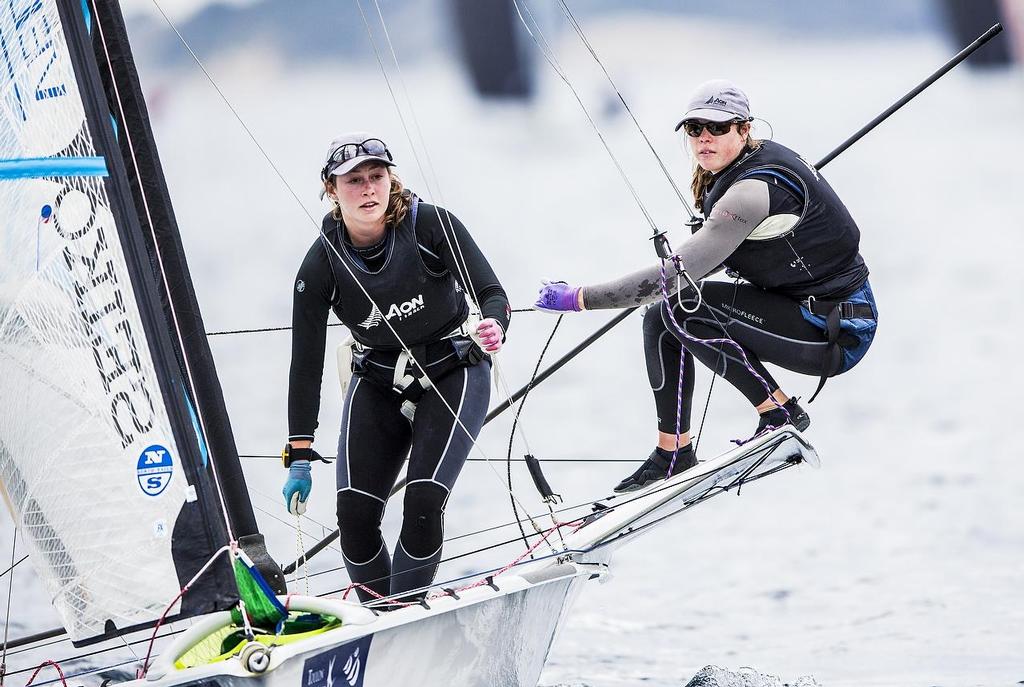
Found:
[473,318,504,353]
[534,280,583,313]
[282,460,312,515]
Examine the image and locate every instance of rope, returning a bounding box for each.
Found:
[655,264,788,475]
[22,661,66,687]
[505,315,564,556]
[136,544,232,678]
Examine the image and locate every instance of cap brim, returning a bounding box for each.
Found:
[329,155,395,177]
[673,108,742,131]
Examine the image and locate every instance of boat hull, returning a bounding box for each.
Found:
[138,564,599,687]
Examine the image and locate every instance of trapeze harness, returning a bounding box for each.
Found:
[701,140,876,401]
[320,196,487,420]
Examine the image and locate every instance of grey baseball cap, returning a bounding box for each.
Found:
[674,80,751,131]
[321,131,395,179]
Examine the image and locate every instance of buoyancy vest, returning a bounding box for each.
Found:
[319,196,469,350]
[701,140,869,300]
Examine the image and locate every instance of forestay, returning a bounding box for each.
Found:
[0,0,235,645]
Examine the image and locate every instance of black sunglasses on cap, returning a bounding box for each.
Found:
[321,138,393,180]
[679,119,745,137]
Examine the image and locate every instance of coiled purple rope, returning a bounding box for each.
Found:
[658,258,789,475]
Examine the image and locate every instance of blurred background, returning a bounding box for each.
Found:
[4,1,1023,686]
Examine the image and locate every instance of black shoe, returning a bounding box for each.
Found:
[613,445,697,493]
[756,397,810,434]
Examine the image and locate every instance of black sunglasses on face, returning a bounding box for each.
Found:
[321,138,393,180]
[681,120,740,137]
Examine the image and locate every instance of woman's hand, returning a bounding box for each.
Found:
[282,460,312,515]
[534,280,583,313]
[474,318,504,353]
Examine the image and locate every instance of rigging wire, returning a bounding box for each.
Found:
[4,437,802,668]
[304,439,800,594]
[93,0,236,539]
[554,0,696,219]
[1,527,17,684]
[510,0,659,232]
[356,0,547,526]
[148,0,547,532]
[203,308,537,338]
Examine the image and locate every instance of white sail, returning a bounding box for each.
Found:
[0,0,227,643]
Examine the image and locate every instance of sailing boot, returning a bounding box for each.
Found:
[613,445,697,493]
[755,397,810,434]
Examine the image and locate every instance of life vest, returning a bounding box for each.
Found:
[318,196,469,350]
[701,140,869,300]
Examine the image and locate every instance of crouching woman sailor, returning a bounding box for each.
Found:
[535,80,878,492]
[282,132,509,602]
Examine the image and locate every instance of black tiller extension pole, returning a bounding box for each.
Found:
[815,23,1002,169]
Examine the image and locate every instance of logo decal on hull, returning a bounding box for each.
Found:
[304,635,373,687]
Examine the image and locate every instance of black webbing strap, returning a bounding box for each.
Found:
[805,298,875,403]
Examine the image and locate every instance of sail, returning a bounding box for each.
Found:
[0,0,237,644]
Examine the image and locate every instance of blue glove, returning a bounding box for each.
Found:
[282,460,312,515]
[534,280,583,313]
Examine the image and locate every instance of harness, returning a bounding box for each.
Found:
[802,295,876,402]
[338,310,487,421]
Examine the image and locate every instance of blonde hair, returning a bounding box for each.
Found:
[690,121,761,213]
[324,166,412,228]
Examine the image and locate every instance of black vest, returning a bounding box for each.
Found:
[320,197,468,349]
[702,140,869,300]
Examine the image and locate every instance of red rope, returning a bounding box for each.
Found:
[136,586,187,678]
[439,518,584,596]
[23,661,67,687]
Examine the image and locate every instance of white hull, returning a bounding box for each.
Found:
[138,561,603,687]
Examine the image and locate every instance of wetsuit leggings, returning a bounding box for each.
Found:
[335,361,490,603]
[644,281,829,435]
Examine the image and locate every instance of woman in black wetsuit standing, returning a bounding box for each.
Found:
[535,80,878,492]
[282,132,510,602]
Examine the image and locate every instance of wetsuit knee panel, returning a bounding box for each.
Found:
[336,489,386,531]
[399,481,448,558]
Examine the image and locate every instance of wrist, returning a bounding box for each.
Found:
[282,443,315,468]
[576,287,586,311]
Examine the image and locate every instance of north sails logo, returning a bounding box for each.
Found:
[358,295,425,329]
[705,95,728,106]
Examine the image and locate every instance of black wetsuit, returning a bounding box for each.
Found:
[289,195,509,601]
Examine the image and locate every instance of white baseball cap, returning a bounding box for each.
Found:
[321,132,395,180]
[674,80,751,131]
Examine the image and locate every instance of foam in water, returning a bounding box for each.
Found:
[684,665,823,687]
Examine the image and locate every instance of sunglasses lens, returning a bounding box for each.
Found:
[361,139,387,156]
[682,120,737,137]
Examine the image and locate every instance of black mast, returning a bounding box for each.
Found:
[84,0,285,592]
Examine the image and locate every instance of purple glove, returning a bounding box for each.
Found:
[535,280,583,313]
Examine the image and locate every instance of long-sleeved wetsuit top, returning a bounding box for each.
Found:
[582,179,788,309]
[288,202,509,442]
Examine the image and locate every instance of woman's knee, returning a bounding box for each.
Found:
[399,481,448,558]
